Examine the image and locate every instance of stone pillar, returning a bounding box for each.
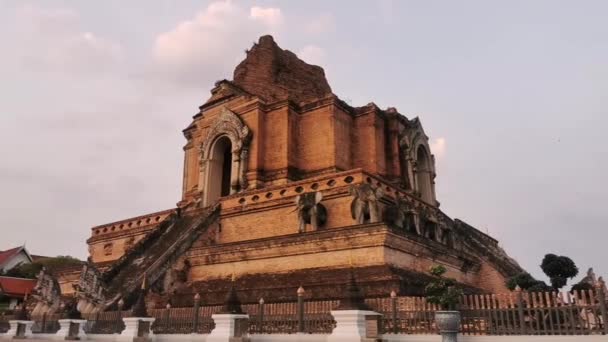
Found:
[56,319,88,340]
[4,320,34,340]
[192,293,201,333]
[297,286,305,333]
[230,151,240,194]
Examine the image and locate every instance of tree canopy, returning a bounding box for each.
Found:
[540,254,579,290]
[1,255,82,279]
[506,272,551,292]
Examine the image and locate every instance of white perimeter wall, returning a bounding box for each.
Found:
[4,333,606,342]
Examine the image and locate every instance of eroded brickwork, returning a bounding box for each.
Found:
[76,36,522,307]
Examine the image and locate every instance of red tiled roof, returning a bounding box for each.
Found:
[0,276,36,297]
[0,247,23,267]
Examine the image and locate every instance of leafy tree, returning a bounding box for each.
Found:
[425,265,463,310]
[540,254,578,290]
[1,256,82,279]
[506,272,537,290]
[506,272,551,292]
[3,263,43,279]
[570,281,593,293]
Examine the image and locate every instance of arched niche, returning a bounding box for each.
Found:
[415,145,434,203]
[398,134,413,190]
[199,108,252,206]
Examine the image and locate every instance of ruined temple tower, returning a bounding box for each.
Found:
[77,36,522,308]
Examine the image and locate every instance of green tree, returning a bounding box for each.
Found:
[540,254,578,290]
[570,281,593,292]
[425,265,463,310]
[1,256,82,279]
[506,272,551,292]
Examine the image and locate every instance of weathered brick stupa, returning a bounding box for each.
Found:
[54,35,522,312]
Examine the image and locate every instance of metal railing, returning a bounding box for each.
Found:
[2,287,606,336]
[83,310,128,334]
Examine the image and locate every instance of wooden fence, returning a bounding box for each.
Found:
[0,288,606,336]
[374,288,607,335]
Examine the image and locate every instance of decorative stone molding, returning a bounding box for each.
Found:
[31,268,61,317]
[399,118,437,206]
[73,263,106,315]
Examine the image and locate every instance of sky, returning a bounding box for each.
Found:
[0,0,606,286]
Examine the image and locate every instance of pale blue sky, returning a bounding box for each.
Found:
[0,0,606,285]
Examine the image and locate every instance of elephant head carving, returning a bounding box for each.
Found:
[349,183,384,224]
[384,193,418,234]
[294,191,327,233]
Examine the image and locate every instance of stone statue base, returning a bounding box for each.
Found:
[206,314,249,342]
[4,320,34,340]
[327,310,383,342]
[118,317,155,342]
[57,319,88,340]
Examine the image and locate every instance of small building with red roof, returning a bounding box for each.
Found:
[0,246,33,273]
[0,276,36,310]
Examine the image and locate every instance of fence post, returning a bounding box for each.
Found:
[297,286,305,333]
[117,298,125,334]
[597,279,608,335]
[193,293,201,334]
[390,290,398,334]
[165,303,171,331]
[515,286,526,334]
[258,298,265,334]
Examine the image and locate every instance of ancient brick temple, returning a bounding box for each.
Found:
[57,36,522,312]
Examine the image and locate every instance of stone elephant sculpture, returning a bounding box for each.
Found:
[384,193,418,233]
[349,184,384,224]
[294,191,327,233]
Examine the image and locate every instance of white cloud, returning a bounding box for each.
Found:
[297,45,326,66]
[430,137,446,159]
[152,1,285,85]
[305,13,335,35]
[11,5,123,75]
[250,7,283,28]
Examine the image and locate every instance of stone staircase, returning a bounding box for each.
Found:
[101,204,220,308]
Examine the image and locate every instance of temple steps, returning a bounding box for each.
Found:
[101,204,220,308]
